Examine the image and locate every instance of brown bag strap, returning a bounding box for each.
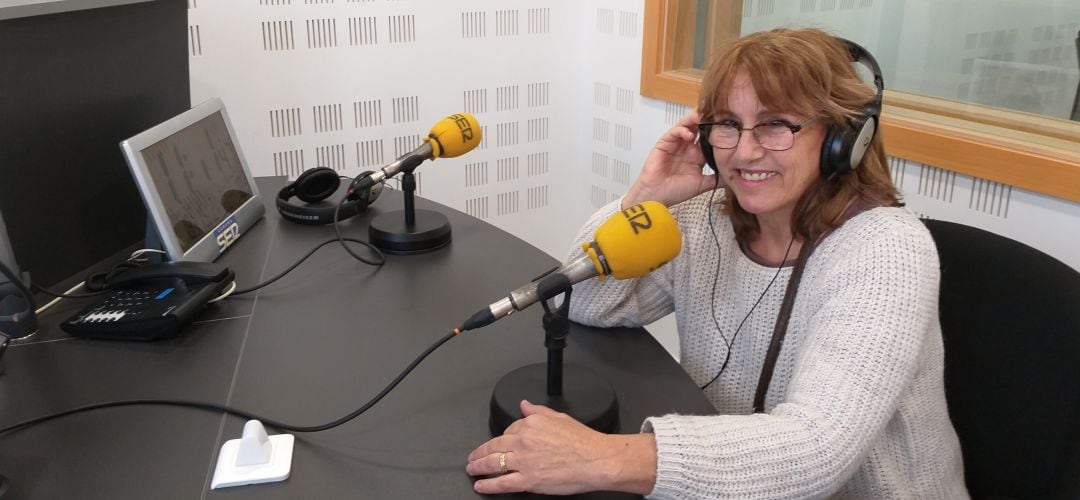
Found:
[752,239,815,414]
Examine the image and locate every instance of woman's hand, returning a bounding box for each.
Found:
[622,112,717,209]
[465,400,657,495]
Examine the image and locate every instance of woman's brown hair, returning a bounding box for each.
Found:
[698,28,901,244]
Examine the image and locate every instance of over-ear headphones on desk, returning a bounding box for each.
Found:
[275,167,383,225]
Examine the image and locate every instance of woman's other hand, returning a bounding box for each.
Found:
[465,400,657,495]
[622,112,717,209]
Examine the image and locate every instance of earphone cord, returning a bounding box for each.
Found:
[28,235,386,300]
[700,196,794,391]
[334,194,386,266]
[699,172,836,391]
[0,330,457,435]
[232,235,383,295]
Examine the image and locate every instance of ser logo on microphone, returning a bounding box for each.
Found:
[621,204,653,234]
[449,113,475,142]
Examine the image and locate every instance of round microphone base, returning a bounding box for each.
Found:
[368,209,452,255]
[489,363,619,436]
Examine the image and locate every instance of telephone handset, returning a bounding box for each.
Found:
[105,261,232,288]
[61,262,235,340]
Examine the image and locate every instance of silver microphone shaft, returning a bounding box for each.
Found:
[464,254,598,331]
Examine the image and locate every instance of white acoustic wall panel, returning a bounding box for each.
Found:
[188,0,575,258]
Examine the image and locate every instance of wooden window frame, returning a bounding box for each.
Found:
[641,0,1080,203]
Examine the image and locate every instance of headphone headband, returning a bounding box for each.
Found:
[819,37,885,176]
[841,38,885,113]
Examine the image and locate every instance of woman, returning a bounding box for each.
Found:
[467,28,967,498]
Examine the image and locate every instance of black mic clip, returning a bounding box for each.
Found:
[395,152,427,175]
[346,175,376,201]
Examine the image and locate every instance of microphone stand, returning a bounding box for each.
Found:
[367,161,452,254]
[488,273,619,436]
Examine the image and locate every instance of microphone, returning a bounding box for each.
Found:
[459,201,682,332]
[347,113,482,200]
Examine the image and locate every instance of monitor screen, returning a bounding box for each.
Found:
[121,98,264,262]
[140,111,255,252]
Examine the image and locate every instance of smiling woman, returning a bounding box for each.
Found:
[641,0,1080,204]
[467,27,969,499]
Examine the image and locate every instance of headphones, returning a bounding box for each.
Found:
[275,167,383,225]
[699,37,884,178]
[0,260,36,340]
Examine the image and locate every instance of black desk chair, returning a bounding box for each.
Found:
[924,219,1080,499]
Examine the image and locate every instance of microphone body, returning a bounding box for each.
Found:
[347,113,481,200]
[467,255,596,330]
[461,201,682,332]
[360,142,433,189]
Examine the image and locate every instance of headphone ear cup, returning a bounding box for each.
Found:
[698,128,718,174]
[846,112,877,172]
[819,123,845,177]
[293,167,341,203]
[819,112,877,178]
[819,122,858,177]
[349,170,383,211]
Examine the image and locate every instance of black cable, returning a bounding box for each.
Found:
[334,193,384,266]
[233,236,383,295]
[699,172,837,391]
[0,331,458,436]
[700,233,793,390]
[29,283,107,299]
[29,258,146,299]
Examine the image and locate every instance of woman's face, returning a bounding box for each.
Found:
[712,73,826,228]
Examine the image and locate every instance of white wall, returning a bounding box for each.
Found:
[188,0,1079,361]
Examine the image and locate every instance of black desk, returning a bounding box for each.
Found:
[0,177,715,499]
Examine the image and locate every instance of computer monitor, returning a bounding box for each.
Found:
[120,98,265,262]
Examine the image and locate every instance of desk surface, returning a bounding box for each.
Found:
[0,177,715,499]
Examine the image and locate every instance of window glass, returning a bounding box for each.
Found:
[687,0,1080,122]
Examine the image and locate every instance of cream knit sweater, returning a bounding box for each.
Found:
[567,194,968,499]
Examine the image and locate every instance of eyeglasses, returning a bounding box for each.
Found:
[699,117,817,152]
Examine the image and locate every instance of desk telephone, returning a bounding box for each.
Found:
[61,261,234,340]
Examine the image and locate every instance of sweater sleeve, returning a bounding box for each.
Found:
[642,214,940,499]
[566,198,678,328]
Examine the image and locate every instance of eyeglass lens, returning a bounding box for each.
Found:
[708,123,797,151]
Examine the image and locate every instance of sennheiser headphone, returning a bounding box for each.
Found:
[275,167,383,225]
[699,37,884,178]
[0,260,36,340]
[820,39,884,177]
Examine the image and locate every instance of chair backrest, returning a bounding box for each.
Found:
[924,219,1080,499]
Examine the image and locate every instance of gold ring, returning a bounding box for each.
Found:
[498,452,508,473]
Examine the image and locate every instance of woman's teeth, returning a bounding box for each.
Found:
[739,170,776,181]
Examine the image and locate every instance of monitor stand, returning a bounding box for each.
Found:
[142,217,168,263]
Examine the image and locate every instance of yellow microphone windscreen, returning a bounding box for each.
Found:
[425,113,482,158]
[588,201,682,280]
